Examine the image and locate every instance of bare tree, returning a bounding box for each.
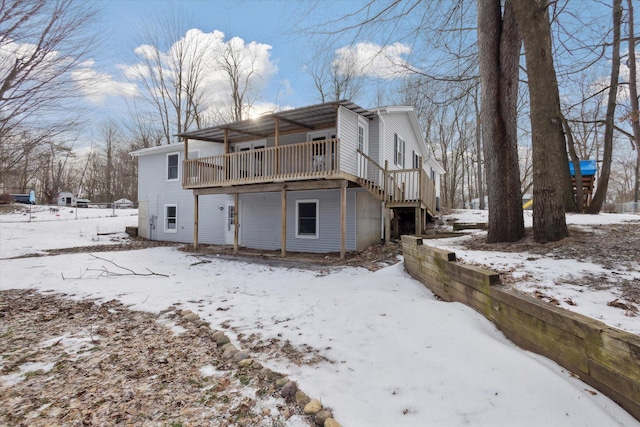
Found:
[217,38,262,122]
[304,42,365,103]
[586,0,622,213]
[0,0,98,137]
[511,0,570,242]
[625,0,640,210]
[477,0,524,242]
[101,122,121,202]
[130,9,210,144]
[0,0,98,197]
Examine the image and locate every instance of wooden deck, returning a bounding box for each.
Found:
[183,139,340,188]
[182,139,436,214]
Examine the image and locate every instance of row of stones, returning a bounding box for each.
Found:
[179,309,342,427]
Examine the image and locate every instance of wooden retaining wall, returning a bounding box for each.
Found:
[401,235,640,421]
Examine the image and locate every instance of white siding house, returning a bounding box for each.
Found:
[132,101,444,257]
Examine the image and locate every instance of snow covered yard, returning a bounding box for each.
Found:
[431,210,640,335]
[0,207,639,426]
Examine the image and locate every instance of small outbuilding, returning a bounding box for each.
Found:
[57,192,76,207]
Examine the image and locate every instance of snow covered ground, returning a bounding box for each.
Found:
[432,209,640,335]
[0,207,638,426]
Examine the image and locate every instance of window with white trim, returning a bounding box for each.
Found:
[296,200,319,238]
[165,204,177,233]
[412,150,420,169]
[394,134,405,167]
[167,153,179,181]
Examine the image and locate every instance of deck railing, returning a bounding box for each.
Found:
[183,139,340,188]
[185,140,437,212]
[386,168,436,209]
[356,150,436,211]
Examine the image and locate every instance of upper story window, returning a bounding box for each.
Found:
[412,150,420,169]
[358,125,365,152]
[167,153,179,181]
[394,134,405,167]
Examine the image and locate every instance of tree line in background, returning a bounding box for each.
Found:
[0,0,638,236]
[305,0,638,242]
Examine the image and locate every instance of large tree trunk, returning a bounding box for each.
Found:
[587,0,622,213]
[478,0,524,243]
[512,0,569,243]
[625,0,639,211]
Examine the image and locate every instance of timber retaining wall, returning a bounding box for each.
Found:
[401,235,640,421]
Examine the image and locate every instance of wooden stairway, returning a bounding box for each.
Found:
[355,150,391,202]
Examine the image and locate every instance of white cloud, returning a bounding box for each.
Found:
[71,60,138,103]
[120,28,278,117]
[333,42,412,79]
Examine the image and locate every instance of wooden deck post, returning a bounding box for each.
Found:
[281,187,287,257]
[415,207,423,236]
[224,129,229,180]
[193,194,199,250]
[340,180,347,259]
[233,193,239,254]
[184,137,189,187]
[383,160,389,199]
[385,207,391,244]
[275,118,280,174]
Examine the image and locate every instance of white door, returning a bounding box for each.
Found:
[225,201,236,245]
[357,118,369,178]
[235,141,266,178]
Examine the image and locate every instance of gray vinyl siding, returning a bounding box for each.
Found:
[196,195,231,244]
[368,115,381,167]
[239,189,358,253]
[265,132,308,147]
[337,106,359,175]
[136,144,231,244]
[381,113,422,171]
[238,193,282,249]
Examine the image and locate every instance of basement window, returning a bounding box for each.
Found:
[296,200,319,239]
[165,204,177,233]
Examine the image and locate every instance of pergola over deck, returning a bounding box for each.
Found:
[177,100,375,154]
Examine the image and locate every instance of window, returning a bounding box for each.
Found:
[358,125,365,152]
[394,134,405,167]
[412,150,420,169]
[167,153,179,181]
[296,200,319,238]
[165,204,177,233]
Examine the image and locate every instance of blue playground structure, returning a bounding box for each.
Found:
[569,160,597,209]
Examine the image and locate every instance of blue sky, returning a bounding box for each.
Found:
[85,0,403,114]
[29,0,626,148]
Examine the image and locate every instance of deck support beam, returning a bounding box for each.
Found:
[281,188,287,257]
[384,207,391,244]
[340,180,347,259]
[233,193,239,254]
[275,118,280,174]
[193,194,199,250]
[415,207,423,236]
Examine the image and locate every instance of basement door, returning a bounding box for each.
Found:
[357,117,369,178]
[225,201,237,245]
